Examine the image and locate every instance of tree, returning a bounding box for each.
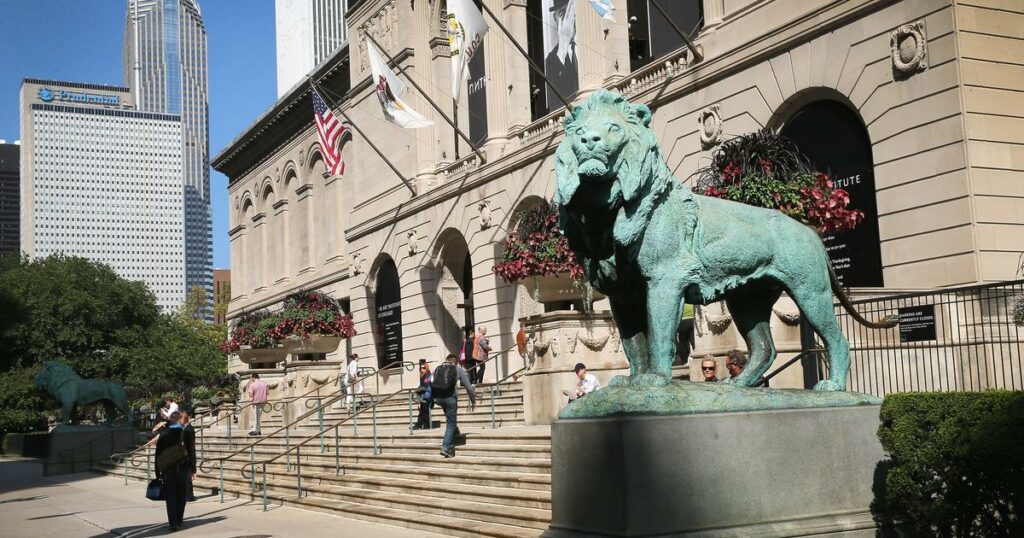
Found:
[0,254,160,377]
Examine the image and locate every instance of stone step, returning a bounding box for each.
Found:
[195,439,551,459]
[195,426,551,444]
[297,414,526,431]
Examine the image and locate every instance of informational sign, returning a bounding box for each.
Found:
[467,39,488,146]
[898,305,937,342]
[781,100,884,287]
[374,260,403,368]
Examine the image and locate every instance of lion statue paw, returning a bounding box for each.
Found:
[813,379,844,391]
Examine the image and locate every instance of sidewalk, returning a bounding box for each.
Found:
[0,457,441,537]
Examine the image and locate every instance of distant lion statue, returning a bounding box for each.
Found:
[554,90,895,391]
[34,361,134,424]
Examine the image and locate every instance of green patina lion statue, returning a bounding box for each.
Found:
[34,361,134,424]
[555,90,895,391]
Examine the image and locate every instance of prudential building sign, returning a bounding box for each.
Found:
[37,87,120,107]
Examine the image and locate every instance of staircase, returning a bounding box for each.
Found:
[96,381,551,537]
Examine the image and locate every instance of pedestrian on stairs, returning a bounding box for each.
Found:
[345,353,365,410]
[432,353,476,458]
[414,360,432,430]
[247,373,269,436]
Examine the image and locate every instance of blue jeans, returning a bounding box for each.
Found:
[435,395,458,450]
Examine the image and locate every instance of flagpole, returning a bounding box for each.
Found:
[476,0,574,111]
[647,0,704,63]
[311,80,418,196]
[363,33,486,164]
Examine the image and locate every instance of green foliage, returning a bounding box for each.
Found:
[0,254,160,377]
[221,309,280,353]
[191,385,212,402]
[0,366,47,434]
[877,391,1024,536]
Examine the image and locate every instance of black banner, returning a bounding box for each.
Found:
[374,260,403,368]
[468,39,488,146]
[898,305,937,342]
[781,100,884,287]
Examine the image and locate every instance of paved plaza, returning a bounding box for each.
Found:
[0,457,438,537]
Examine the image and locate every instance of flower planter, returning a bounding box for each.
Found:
[280,335,342,354]
[526,273,605,304]
[237,345,288,364]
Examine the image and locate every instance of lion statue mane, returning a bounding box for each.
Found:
[554,90,894,391]
[34,361,134,424]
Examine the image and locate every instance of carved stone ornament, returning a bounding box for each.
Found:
[534,339,552,356]
[696,302,733,336]
[478,199,493,230]
[351,253,365,275]
[298,149,306,166]
[357,0,397,73]
[698,104,722,149]
[773,305,802,326]
[407,230,420,255]
[565,332,579,355]
[576,329,610,351]
[891,21,927,77]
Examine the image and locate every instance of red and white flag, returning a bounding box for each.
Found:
[311,86,347,176]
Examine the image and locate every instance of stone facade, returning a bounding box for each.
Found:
[214,0,1024,405]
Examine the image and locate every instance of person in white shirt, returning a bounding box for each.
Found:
[159,398,179,420]
[565,362,600,401]
[345,353,365,409]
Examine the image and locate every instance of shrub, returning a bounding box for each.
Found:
[695,129,864,233]
[492,200,584,284]
[191,385,212,402]
[269,290,356,340]
[876,391,1024,536]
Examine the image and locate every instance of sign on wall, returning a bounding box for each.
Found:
[467,38,488,146]
[781,100,884,287]
[374,260,403,368]
[541,0,579,109]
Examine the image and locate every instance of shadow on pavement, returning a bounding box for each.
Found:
[0,495,46,504]
[90,515,227,537]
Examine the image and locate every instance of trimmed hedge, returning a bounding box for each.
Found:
[877,391,1024,537]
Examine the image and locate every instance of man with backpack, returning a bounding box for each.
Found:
[431,353,476,458]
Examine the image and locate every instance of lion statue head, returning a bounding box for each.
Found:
[555,90,683,250]
[33,361,79,393]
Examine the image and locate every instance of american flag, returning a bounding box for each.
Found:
[311,87,347,176]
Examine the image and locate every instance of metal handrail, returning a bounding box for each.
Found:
[753,348,827,387]
[480,364,528,428]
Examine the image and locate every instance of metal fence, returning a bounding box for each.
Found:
[822,280,1024,398]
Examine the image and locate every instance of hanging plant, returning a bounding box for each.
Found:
[696,129,864,233]
[220,309,281,354]
[269,290,356,341]
[492,200,585,284]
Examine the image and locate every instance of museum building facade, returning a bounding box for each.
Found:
[214,0,1024,398]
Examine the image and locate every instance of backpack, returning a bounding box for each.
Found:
[431,363,457,398]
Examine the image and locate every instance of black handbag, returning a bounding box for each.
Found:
[156,429,188,473]
[145,478,164,501]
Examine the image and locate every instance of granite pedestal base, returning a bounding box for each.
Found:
[546,406,886,537]
[41,426,136,476]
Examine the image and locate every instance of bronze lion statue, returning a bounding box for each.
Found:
[554,90,895,391]
[34,361,134,424]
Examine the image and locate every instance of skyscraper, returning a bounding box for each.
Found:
[19,79,186,310]
[0,142,19,255]
[275,0,348,96]
[124,0,211,316]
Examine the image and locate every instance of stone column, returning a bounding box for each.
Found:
[272,199,290,283]
[702,0,726,31]
[573,0,629,94]
[252,212,267,293]
[228,223,247,302]
[481,0,512,156]
[502,0,532,132]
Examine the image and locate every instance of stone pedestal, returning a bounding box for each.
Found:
[546,406,886,537]
[40,425,137,476]
[522,311,630,425]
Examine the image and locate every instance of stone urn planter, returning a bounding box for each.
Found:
[279,335,343,354]
[526,273,605,304]
[237,345,288,364]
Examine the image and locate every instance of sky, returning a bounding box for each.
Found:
[0,0,278,269]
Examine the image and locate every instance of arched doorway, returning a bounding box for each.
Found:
[780,100,883,287]
[373,258,403,369]
[432,230,474,355]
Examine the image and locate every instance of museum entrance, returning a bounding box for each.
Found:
[434,230,475,356]
[374,258,403,369]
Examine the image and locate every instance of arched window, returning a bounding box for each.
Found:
[780,100,882,287]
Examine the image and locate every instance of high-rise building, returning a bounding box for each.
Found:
[0,142,19,255]
[124,0,212,315]
[212,268,230,324]
[19,79,185,310]
[275,0,348,96]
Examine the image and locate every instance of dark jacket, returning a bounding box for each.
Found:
[155,425,197,476]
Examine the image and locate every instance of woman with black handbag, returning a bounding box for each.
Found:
[154,411,196,531]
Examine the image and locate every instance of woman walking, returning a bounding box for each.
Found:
[154,411,196,531]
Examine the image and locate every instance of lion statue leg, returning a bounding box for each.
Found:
[607,296,652,387]
[789,281,851,391]
[60,399,75,424]
[638,276,688,385]
[722,288,782,386]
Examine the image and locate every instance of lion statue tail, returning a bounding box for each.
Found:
[828,263,899,329]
